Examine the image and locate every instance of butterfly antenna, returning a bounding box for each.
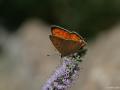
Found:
[46,53,60,57]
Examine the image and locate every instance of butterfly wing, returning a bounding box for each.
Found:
[51,26,71,40]
[70,33,86,47]
[51,26,84,41]
[70,33,83,41]
[49,35,81,56]
[50,26,86,56]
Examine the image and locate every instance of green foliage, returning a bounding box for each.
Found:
[0,0,120,39]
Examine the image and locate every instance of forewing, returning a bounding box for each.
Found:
[70,33,82,41]
[51,26,71,40]
[70,33,86,47]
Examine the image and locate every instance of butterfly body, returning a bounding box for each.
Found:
[50,25,86,56]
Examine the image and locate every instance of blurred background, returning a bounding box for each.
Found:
[0,0,120,90]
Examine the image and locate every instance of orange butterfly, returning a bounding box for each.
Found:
[49,25,86,56]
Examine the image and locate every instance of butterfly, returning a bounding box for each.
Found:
[49,25,86,57]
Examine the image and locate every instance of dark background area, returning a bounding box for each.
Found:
[0,0,120,40]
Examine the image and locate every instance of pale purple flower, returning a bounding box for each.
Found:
[42,48,87,90]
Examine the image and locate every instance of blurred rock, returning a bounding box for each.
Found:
[0,19,60,90]
[0,20,120,90]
